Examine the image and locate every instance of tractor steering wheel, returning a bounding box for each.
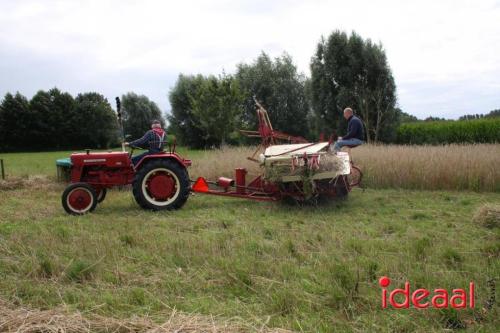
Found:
[127,144,143,159]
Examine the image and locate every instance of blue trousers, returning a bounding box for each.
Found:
[332,138,364,152]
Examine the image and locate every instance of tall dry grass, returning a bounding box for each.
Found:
[189,144,500,192]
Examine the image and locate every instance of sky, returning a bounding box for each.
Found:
[0,0,499,119]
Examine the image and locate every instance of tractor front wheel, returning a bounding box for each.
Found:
[62,182,98,215]
[132,159,190,211]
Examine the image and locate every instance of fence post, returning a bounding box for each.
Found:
[0,159,4,180]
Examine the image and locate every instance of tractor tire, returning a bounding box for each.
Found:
[96,188,107,203]
[132,159,190,211]
[62,182,98,215]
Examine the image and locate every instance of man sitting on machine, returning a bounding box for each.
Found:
[125,120,166,165]
[331,107,364,152]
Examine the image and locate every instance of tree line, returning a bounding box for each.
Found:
[0,90,164,152]
[169,31,400,148]
[2,30,497,152]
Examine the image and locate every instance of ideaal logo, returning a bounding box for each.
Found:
[379,276,474,309]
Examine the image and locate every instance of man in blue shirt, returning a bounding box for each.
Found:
[125,120,166,165]
[332,107,364,152]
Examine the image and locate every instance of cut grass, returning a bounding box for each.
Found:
[0,147,499,331]
[0,184,499,332]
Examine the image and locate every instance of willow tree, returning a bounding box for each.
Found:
[310,31,398,142]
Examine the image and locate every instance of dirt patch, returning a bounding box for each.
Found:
[0,299,292,333]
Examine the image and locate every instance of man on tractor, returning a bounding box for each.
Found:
[331,107,364,152]
[125,120,166,165]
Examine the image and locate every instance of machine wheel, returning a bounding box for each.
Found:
[334,175,349,200]
[96,188,107,203]
[62,182,98,215]
[347,164,362,187]
[132,159,190,211]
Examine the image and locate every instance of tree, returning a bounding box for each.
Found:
[121,92,165,140]
[485,109,500,118]
[168,74,211,148]
[168,74,244,148]
[310,31,398,142]
[399,110,419,123]
[235,52,309,138]
[0,92,32,151]
[189,75,244,147]
[72,93,119,148]
[29,88,76,149]
[424,116,446,122]
[459,109,500,120]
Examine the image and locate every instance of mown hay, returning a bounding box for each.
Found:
[0,175,57,191]
[0,299,292,333]
[473,204,500,229]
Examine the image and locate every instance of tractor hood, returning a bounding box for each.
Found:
[70,151,131,168]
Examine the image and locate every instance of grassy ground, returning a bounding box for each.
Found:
[0,149,498,332]
[0,186,498,331]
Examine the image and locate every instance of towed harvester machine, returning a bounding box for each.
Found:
[191,100,362,203]
[61,99,362,214]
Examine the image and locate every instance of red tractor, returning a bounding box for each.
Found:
[61,97,192,215]
[61,146,191,215]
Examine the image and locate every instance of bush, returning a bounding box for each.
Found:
[396,118,500,144]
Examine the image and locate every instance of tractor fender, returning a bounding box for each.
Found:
[135,153,191,170]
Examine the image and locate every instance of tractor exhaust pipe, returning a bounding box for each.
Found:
[115,97,125,152]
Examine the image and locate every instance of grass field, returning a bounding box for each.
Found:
[0,147,499,332]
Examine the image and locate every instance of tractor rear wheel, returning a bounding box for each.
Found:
[96,188,107,203]
[132,159,190,211]
[62,182,98,215]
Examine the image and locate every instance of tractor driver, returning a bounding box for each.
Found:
[125,120,166,165]
[331,107,364,152]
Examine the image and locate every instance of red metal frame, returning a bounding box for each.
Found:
[192,174,280,202]
[240,99,308,162]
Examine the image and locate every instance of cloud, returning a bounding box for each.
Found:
[0,0,499,118]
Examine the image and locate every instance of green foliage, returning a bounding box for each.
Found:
[29,88,77,149]
[399,109,419,123]
[168,74,244,148]
[71,92,119,149]
[485,109,500,118]
[396,118,500,144]
[236,52,309,138]
[0,92,32,151]
[0,89,119,152]
[310,31,398,142]
[189,75,245,147]
[168,74,207,148]
[121,92,165,140]
[459,109,500,120]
